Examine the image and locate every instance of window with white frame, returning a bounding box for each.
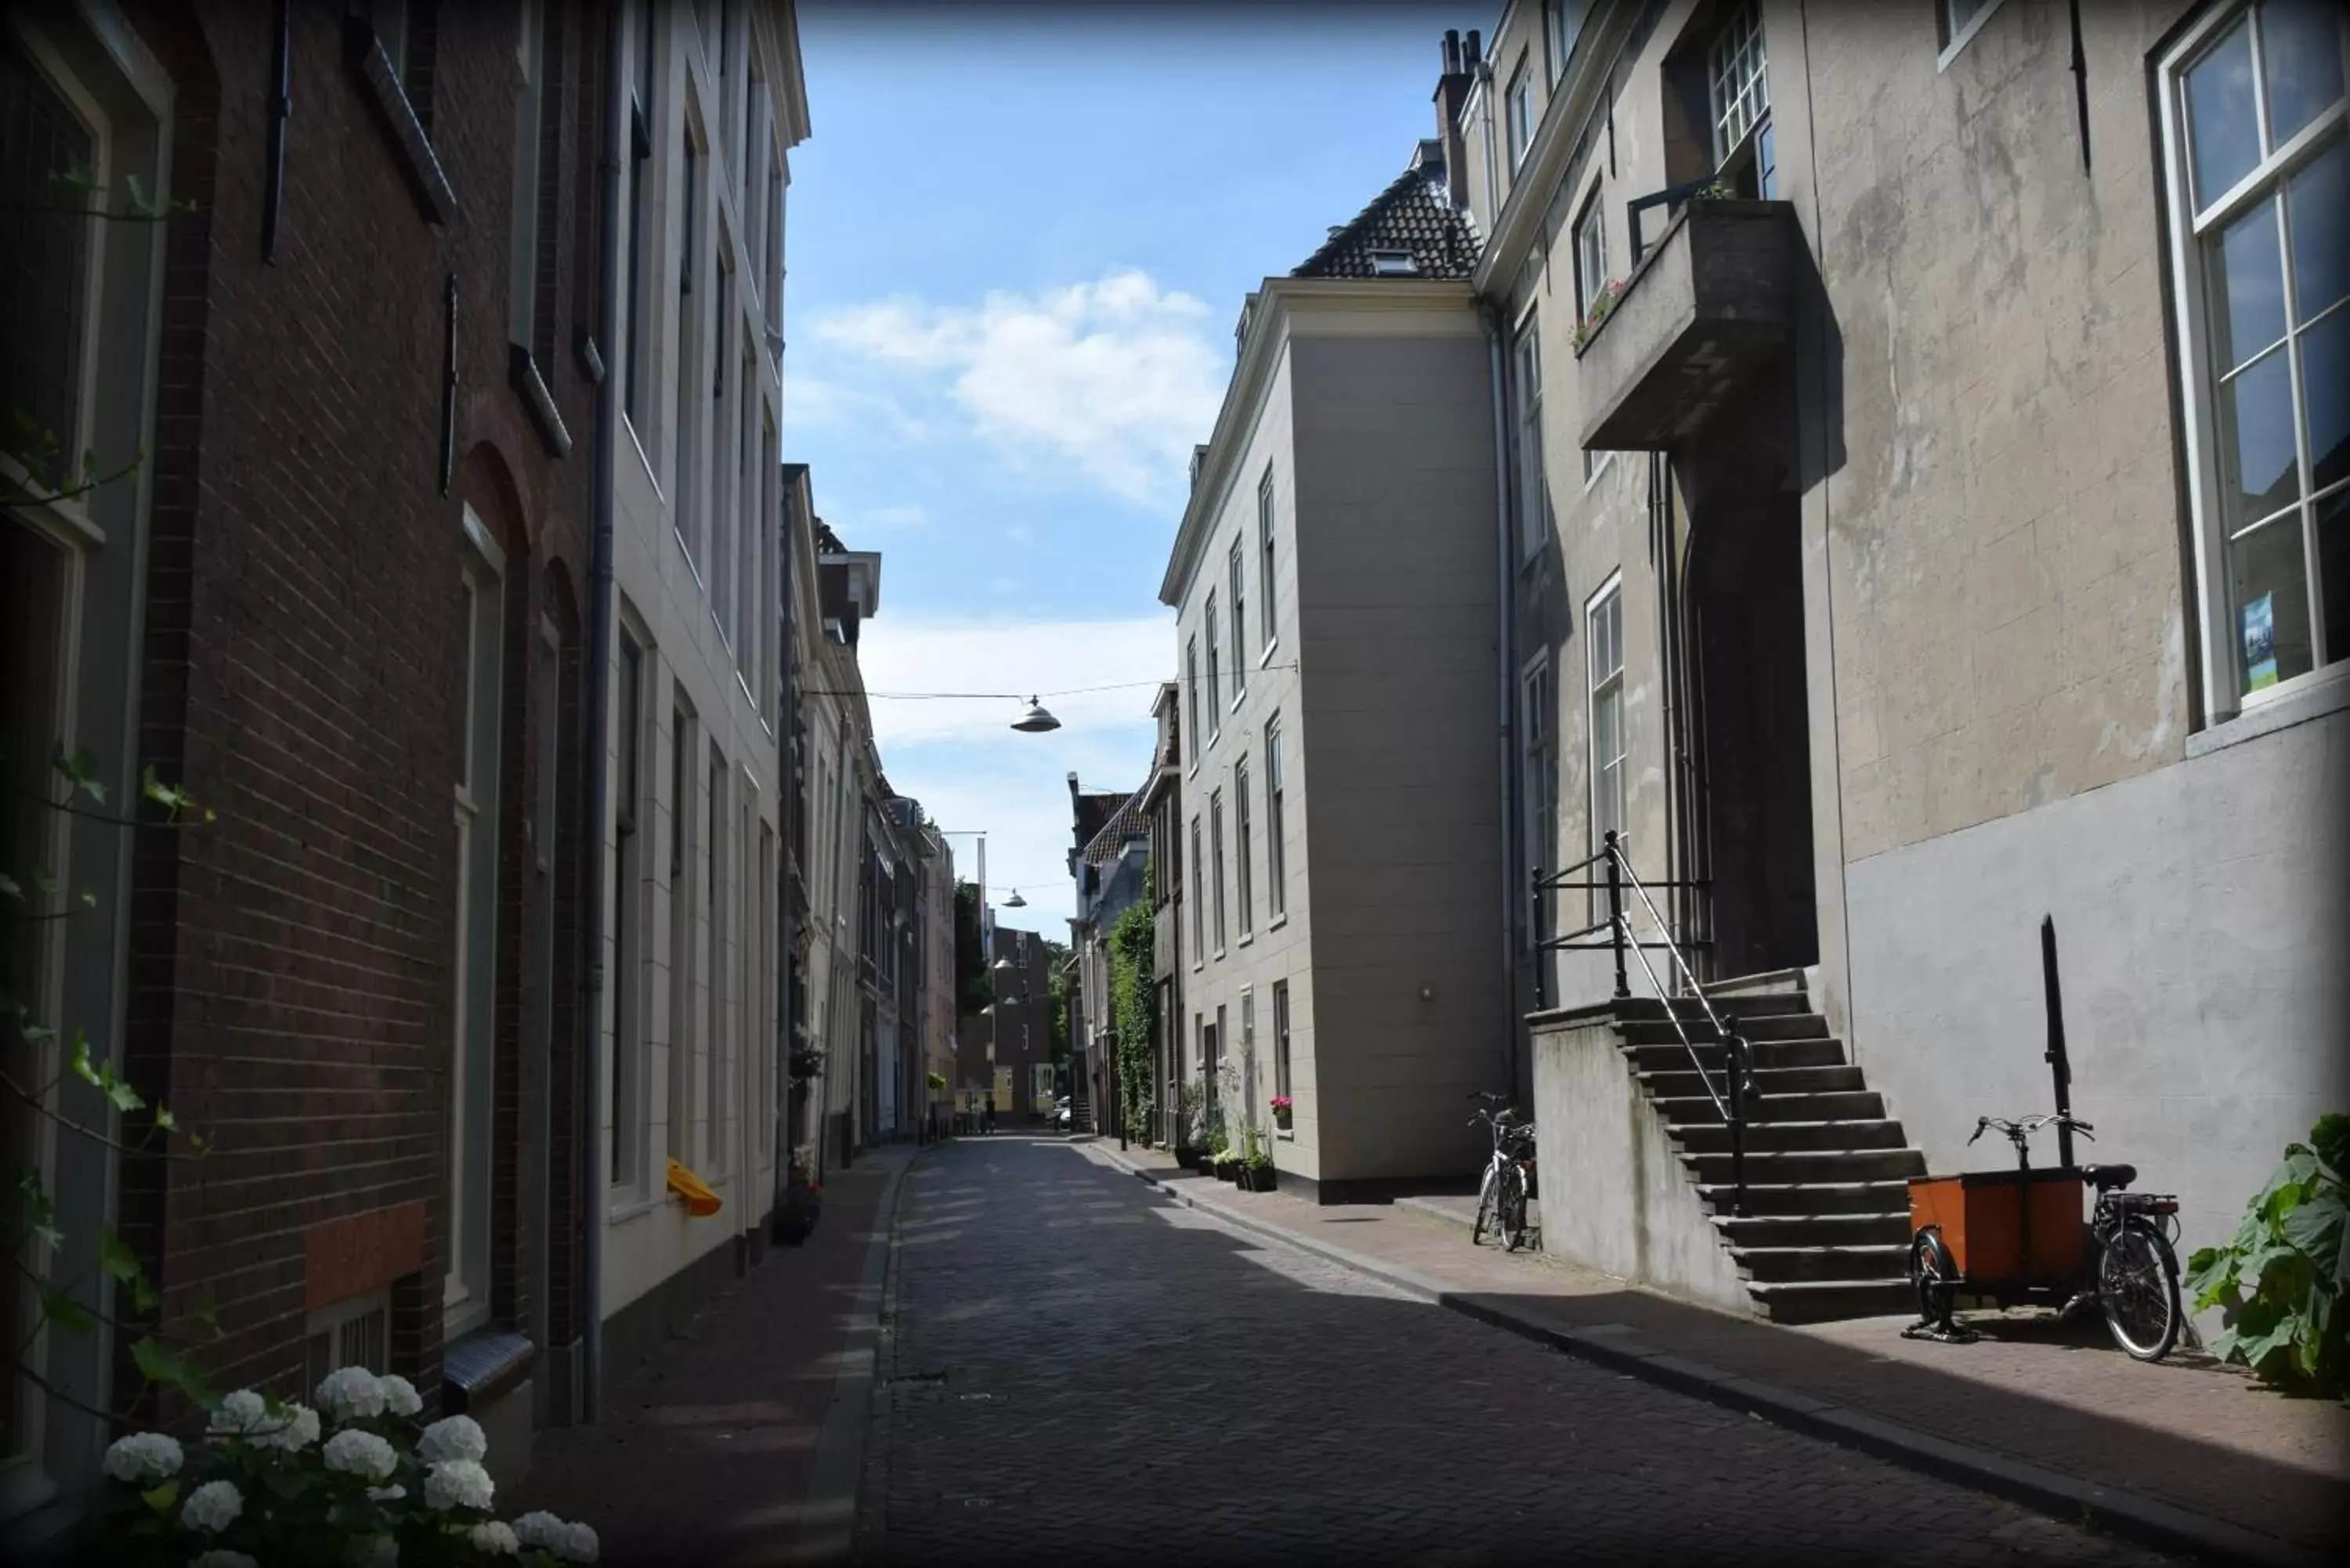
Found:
[624,0,658,435]
[1573,192,1609,481]
[2160,2,2348,709]
[1229,539,1247,695]
[1205,592,1222,731]
[1937,0,2003,63]
[1271,979,1292,1105]
[506,0,559,369]
[1507,59,1535,171]
[675,107,708,566]
[1185,636,1200,762]
[1264,716,1287,919]
[1587,578,1626,881]
[305,1289,391,1394]
[1210,789,1228,956]
[1258,466,1278,650]
[711,243,739,644]
[1190,816,1204,963]
[1548,0,1587,85]
[706,743,728,1170]
[1513,313,1546,558]
[449,515,506,1337]
[612,628,648,1190]
[668,695,696,1162]
[1234,756,1254,941]
[1709,2,1777,199]
[1521,652,1559,947]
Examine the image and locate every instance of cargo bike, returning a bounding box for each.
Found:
[1904,919,2187,1362]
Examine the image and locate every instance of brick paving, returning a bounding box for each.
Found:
[859,1136,2174,1566]
[1104,1147,2350,1561]
[512,1143,917,1566]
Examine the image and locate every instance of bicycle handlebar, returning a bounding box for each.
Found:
[1968,1111,2096,1147]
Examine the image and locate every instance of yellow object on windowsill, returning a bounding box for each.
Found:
[666,1158,723,1217]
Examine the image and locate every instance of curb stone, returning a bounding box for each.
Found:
[1089,1143,2321,1568]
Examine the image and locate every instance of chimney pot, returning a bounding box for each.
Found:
[1466,29,1482,71]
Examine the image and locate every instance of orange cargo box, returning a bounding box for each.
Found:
[1908,1169,2084,1287]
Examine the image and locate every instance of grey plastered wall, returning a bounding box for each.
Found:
[1289,328,1507,1182]
[1846,702,2350,1329]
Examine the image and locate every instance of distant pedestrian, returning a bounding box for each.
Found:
[982,1100,996,1135]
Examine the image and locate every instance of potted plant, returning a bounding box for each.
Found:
[1212,1139,1240,1183]
[1173,1082,1206,1166]
[1242,1142,1278,1194]
[776,1147,822,1245]
[1270,1094,1292,1132]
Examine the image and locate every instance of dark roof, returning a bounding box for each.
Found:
[814,518,847,555]
[1292,155,1480,281]
[1082,793,1148,869]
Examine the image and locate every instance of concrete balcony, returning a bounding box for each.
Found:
[1574,198,1799,453]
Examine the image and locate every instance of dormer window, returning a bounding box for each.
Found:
[1369,251,1420,276]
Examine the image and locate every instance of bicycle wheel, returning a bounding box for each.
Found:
[1499,1166,1529,1252]
[1910,1228,1959,1332]
[2099,1222,2181,1362]
[1472,1168,1499,1246]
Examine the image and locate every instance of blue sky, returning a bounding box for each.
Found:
[783,1,1480,931]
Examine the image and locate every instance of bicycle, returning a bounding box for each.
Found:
[1907,1111,2185,1361]
[1467,1093,1538,1252]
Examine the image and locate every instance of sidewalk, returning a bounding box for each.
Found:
[509,1142,920,1567]
[1090,1143,2348,1568]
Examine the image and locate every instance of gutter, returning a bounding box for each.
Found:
[1484,303,1520,1097]
[577,0,627,1428]
[776,499,797,1215]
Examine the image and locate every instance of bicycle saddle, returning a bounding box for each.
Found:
[2077,1162,2136,1190]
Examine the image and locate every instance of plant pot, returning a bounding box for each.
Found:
[1214,1157,1241,1183]
[1194,1151,1219,1176]
[1241,1165,1278,1192]
[1273,1112,1292,1133]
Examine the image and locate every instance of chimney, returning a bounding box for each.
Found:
[1434,29,1473,210]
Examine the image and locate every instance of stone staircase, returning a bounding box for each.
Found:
[1618,988,1919,1324]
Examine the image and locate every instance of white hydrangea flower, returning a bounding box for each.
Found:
[379,1374,424,1418]
[512,1512,566,1551]
[207,1390,267,1436]
[422,1457,494,1513]
[182,1479,244,1534]
[416,1413,487,1465]
[468,1520,521,1556]
[188,1552,261,1568]
[250,1401,320,1453]
[366,1484,407,1503]
[323,1428,400,1483]
[344,1533,399,1568]
[102,1431,184,1484]
[557,1521,600,1563]
[316,1366,388,1423]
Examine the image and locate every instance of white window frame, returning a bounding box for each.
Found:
[1506,58,1535,172]
[705,742,728,1172]
[1209,789,1228,958]
[1205,592,1222,735]
[1257,465,1279,658]
[611,618,653,1199]
[448,508,506,1339]
[674,92,711,578]
[1936,0,2007,70]
[1709,2,1770,167]
[1189,816,1204,970]
[2157,1,2350,723]
[667,692,698,1163]
[1234,755,1253,943]
[1264,715,1287,923]
[1520,649,1559,948]
[1585,575,1627,899]
[1513,309,1546,560]
[1228,538,1248,699]
[1547,0,1586,87]
[1571,186,1611,485]
[306,1288,392,1391]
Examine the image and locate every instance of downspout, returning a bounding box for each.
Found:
[1483,303,1520,1097]
[775,497,796,1220]
[577,0,627,1429]
[1650,452,1679,970]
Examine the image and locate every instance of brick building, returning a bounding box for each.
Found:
[2,1,809,1552]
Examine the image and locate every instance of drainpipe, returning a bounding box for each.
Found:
[577,0,627,1429]
[775,502,796,1220]
[1650,452,1681,969]
[1483,303,1519,1097]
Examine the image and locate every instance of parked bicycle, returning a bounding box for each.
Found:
[1468,1093,1538,1252]
[1907,1110,2185,1361]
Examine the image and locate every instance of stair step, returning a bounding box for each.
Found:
[1623,1038,1847,1074]
[1653,1090,1886,1124]
[1745,1277,1917,1324]
[1618,1013,1833,1046]
[1712,1212,1913,1248]
[1730,1242,1914,1283]
[1698,1179,1916,1216]
[1685,1147,1925,1183]
[1615,992,1813,1020]
[1640,1064,1865,1097]
[1672,1119,1908,1154]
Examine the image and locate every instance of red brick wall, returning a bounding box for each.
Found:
[118,0,609,1422]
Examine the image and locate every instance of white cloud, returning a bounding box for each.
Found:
[809,269,1227,504]
[785,375,931,441]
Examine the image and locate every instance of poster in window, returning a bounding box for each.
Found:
[2242,591,2279,692]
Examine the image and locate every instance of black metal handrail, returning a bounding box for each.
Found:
[1625,173,1729,270]
[1531,830,1755,1216]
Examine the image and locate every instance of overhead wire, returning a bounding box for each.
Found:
[799,662,1302,703]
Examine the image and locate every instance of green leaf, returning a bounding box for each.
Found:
[30,869,58,897]
[70,1032,99,1087]
[0,871,19,901]
[2280,1184,2350,1291]
[141,1479,179,1516]
[98,1230,141,1285]
[151,1104,175,1132]
[42,1290,96,1334]
[52,744,106,804]
[103,1075,144,1115]
[141,766,195,819]
[131,1335,215,1409]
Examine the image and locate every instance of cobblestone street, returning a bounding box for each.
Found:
[857,1138,2176,1567]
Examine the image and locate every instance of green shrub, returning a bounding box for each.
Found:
[2186,1113,2349,1396]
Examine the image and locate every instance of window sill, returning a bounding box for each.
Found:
[1237,932,1254,948]
[2187,662,2350,760]
[1259,638,1281,670]
[509,345,573,457]
[1267,912,1289,932]
[1936,0,2008,72]
[1582,451,1615,493]
[1274,1129,1295,1142]
[608,1194,663,1225]
[345,20,456,225]
[623,414,662,498]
